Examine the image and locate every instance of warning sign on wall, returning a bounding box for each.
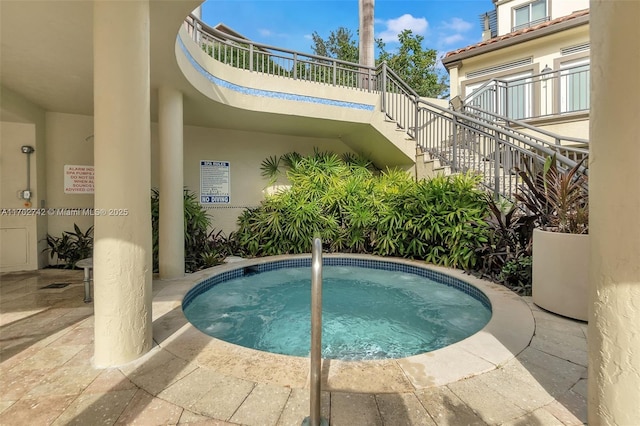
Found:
[200,161,230,204]
[64,165,94,194]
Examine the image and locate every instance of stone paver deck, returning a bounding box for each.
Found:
[0,261,587,425]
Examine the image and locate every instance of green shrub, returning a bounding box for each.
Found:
[372,172,489,269]
[472,194,536,293]
[236,151,489,269]
[152,189,231,273]
[45,224,94,268]
[499,255,533,295]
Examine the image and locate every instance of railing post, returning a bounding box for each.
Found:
[332,61,337,86]
[493,81,500,114]
[494,136,501,197]
[381,63,387,113]
[504,82,510,119]
[303,238,327,426]
[249,44,254,72]
[413,97,420,145]
[452,114,458,172]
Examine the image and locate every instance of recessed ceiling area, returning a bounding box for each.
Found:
[0,0,396,153]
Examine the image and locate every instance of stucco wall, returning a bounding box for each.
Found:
[0,87,47,271]
[45,112,94,239]
[457,25,589,92]
[2,102,355,270]
[1,122,40,271]
[178,125,354,234]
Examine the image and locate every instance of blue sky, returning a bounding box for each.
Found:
[201,0,494,62]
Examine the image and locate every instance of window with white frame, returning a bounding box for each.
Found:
[560,58,590,113]
[513,0,548,31]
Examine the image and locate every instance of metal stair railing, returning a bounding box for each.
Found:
[376,65,587,198]
[460,65,590,122]
[183,14,588,200]
[462,104,588,163]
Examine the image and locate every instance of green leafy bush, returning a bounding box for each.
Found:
[473,195,536,295]
[499,255,533,295]
[236,151,489,269]
[152,189,232,273]
[45,224,94,268]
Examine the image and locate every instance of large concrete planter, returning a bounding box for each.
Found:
[532,228,589,321]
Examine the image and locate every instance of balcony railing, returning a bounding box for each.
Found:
[182,14,588,201]
[462,65,590,122]
[512,16,551,32]
[184,15,377,91]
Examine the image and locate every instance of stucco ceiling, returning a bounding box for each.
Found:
[1,1,95,115]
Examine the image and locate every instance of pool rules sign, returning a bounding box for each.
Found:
[200,161,230,204]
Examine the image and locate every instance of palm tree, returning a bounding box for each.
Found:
[359,0,375,88]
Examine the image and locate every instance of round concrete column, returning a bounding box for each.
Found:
[589,1,640,423]
[93,0,152,366]
[158,86,185,279]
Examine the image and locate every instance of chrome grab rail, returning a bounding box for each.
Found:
[304,237,326,426]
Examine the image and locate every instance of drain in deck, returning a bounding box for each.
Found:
[41,282,71,289]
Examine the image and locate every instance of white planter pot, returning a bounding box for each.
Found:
[532,228,589,321]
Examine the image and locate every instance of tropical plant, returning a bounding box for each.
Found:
[499,256,533,295]
[152,188,231,273]
[237,151,489,269]
[515,154,589,234]
[45,224,94,268]
[371,172,489,269]
[473,195,536,295]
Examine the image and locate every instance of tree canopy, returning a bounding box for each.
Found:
[310,28,358,64]
[310,27,448,99]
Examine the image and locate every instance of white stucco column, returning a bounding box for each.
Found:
[448,63,461,100]
[93,0,152,366]
[158,87,185,279]
[588,0,640,424]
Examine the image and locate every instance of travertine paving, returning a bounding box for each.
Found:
[0,265,587,425]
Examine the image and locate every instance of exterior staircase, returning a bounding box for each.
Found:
[185,14,588,201]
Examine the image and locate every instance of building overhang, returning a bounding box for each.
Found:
[442,14,589,70]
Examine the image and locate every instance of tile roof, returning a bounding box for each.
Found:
[444,8,589,59]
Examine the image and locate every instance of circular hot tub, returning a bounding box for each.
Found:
[183,257,491,360]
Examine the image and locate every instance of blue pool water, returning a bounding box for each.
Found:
[184,263,491,360]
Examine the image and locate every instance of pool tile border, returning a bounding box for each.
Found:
[183,256,491,312]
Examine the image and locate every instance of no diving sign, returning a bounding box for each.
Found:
[200,161,230,204]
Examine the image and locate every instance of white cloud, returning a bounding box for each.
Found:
[441,18,473,33]
[304,34,313,40]
[258,29,273,37]
[378,14,428,43]
[442,34,464,46]
[436,17,475,48]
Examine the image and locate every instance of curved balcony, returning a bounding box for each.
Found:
[175,15,417,168]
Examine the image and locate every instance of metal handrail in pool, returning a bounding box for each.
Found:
[306,237,326,426]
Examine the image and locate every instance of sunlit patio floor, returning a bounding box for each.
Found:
[0,267,587,425]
